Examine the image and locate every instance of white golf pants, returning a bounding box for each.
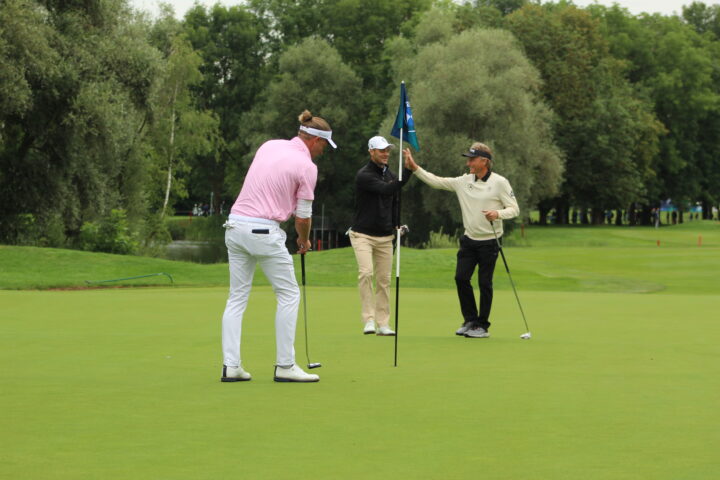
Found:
[221,216,300,368]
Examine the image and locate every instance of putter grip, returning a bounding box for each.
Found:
[301,253,306,284]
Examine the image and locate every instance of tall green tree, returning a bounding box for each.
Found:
[241,37,364,229]
[247,0,431,138]
[147,8,219,218]
[593,6,720,220]
[382,22,564,240]
[507,4,662,224]
[683,1,720,38]
[0,0,161,243]
[682,3,720,217]
[182,3,269,213]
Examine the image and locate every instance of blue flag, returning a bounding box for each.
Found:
[390,82,420,151]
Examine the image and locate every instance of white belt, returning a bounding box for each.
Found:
[228,214,279,227]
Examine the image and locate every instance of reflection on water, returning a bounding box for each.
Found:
[165,240,227,264]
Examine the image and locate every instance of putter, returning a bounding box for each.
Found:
[300,253,322,368]
[490,222,532,339]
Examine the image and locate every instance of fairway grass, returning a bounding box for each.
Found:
[2,287,719,479]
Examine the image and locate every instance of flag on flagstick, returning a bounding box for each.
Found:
[390,82,420,152]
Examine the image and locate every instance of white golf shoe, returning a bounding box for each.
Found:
[464,327,490,338]
[376,325,396,336]
[274,364,320,383]
[221,365,252,382]
[363,321,376,335]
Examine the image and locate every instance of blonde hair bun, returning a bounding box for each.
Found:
[298,110,313,124]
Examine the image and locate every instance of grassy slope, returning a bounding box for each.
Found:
[1,221,718,294]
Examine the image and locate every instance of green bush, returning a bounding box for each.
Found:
[166,217,189,240]
[79,209,138,254]
[422,227,458,249]
[39,213,67,248]
[139,214,173,257]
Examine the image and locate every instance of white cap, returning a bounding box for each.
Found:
[368,136,395,150]
[299,125,337,149]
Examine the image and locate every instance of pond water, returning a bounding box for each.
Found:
[165,240,227,264]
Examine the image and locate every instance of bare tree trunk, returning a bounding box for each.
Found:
[591,208,605,225]
[161,84,179,218]
[538,207,549,225]
[639,205,652,225]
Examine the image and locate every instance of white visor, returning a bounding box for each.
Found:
[299,125,337,149]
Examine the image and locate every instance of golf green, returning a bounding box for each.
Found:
[2,286,718,479]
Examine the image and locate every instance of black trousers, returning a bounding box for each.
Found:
[455,235,500,330]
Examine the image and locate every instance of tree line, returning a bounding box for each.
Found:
[2,0,719,251]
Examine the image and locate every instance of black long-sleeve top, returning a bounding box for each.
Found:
[351,161,413,237]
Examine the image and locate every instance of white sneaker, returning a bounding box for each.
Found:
[274,364,320,383]
[464,327,490,338]
[363,321,376,335]
[455,322,472,336]
[221,365,251,382]
[376,325,396,336]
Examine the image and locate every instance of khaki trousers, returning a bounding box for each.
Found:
[349,231,394,327]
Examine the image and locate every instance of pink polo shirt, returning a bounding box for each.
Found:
[231,137,317,222]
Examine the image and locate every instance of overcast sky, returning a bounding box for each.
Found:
[130,0,697,19]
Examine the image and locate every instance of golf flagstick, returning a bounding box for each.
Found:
[394,128,403,367]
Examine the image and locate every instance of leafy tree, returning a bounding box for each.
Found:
[593,6,720,221]
[241,37,364,229]
[182,3,270,213]
[147,8,219,218]
[0,0,162,243]
[507,4,662,224]
[683,1,720,38]
[247,0,431,139]
[382,24,564,240]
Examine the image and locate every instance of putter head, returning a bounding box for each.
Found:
[520,332,532,340]
[308,363,322,369]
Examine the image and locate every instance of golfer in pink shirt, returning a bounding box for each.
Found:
[221,110,336,383]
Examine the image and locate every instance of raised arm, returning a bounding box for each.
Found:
[403,148,458,192]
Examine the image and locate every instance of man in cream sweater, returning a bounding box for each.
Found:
[403,142,519,338]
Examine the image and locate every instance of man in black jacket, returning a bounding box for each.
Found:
[349,136,412,336]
